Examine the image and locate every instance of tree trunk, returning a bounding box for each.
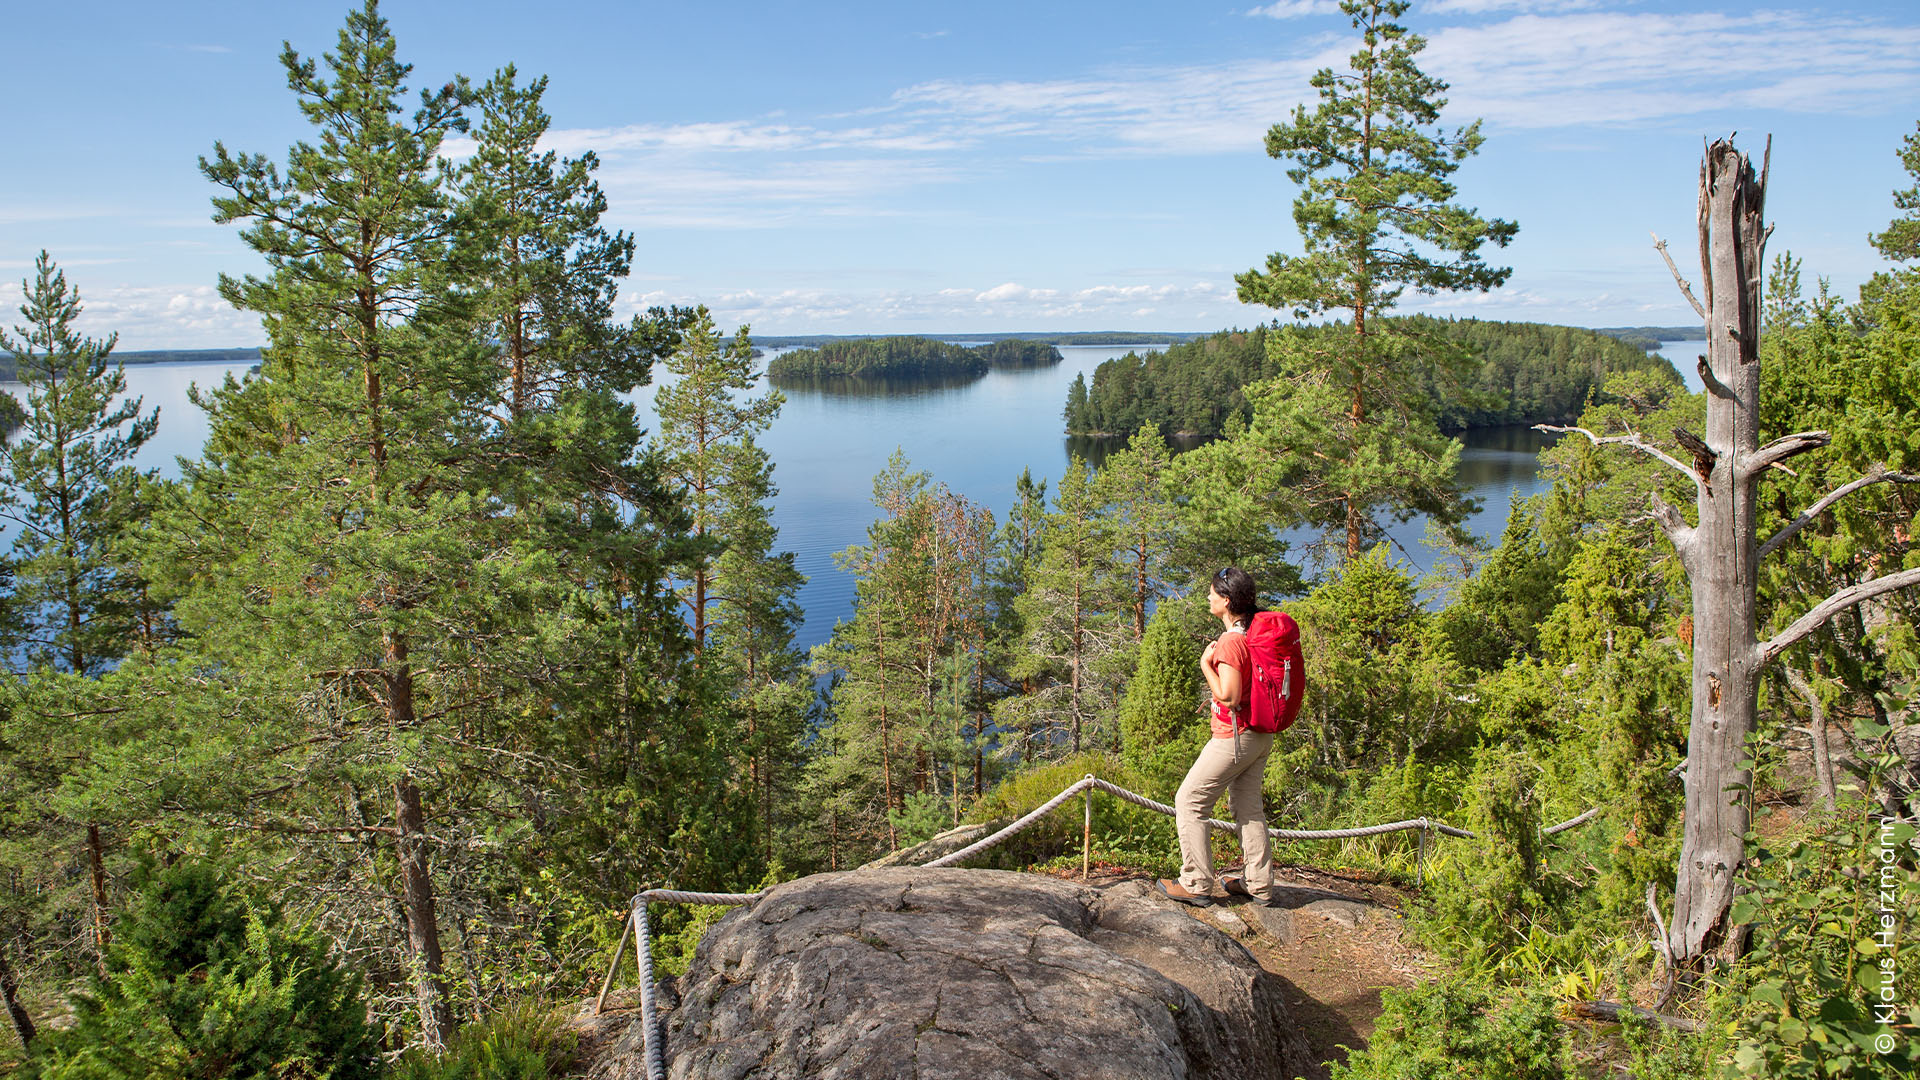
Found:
[1668,138,1769,971]
[0,943,35,1048]
[388,634,455,1049]
[86,824,109,974]
[1785,667,1838,812]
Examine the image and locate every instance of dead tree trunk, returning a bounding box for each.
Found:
[1664,138,1771,970]
[1547,136,1920,977]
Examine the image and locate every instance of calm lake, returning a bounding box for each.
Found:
[7,338,1705,653]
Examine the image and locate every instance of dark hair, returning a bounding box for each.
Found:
[1211,567,1259,623]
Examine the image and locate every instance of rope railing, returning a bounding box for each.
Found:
[595,770,1621,1080]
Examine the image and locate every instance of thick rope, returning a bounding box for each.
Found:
[614,770,1622,1077]
[922,777,1097,867]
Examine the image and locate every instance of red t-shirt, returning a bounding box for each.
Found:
[1207,629,1252,738]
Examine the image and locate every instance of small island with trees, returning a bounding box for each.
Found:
[767,336,1063,381]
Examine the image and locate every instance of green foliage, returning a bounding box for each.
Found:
[1328,979,1573,1080]
[1118,601,1209,789]
[390,999,578,1080]
[769,337,1059,380]
[22,858,378,1080]
[1417,749,1569,974]
[1719,722,1920,1079]
[1292,546,1472,778]
[0,251,159,674]
[1064,319,1676,440]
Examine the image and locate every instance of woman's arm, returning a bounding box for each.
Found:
[1201,643,1244,709]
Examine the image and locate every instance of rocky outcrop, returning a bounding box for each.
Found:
[586,868,1312,1080]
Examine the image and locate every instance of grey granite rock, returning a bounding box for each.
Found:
[590,868,1312,1080]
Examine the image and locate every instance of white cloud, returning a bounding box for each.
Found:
[1246,1,1341,18]
[624,280,1260,332]
[1428,11,1920,128]
[422,6,1920,239]
[1426,0,1607,14]
[48,283,263,350]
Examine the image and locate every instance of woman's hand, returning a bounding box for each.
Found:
[1200,641,1217,669]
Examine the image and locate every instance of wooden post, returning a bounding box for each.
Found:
[594,905,636,1016]
[1082,776,1094,880]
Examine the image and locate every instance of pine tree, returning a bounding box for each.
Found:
[0,253,158,676]
[186,0,483,1046]
[1094,424,1179,642]
[707,433,811,865]
[1236,0,1516,559]
[0,253,159,976]
[654,309,784,652]
[458,64,662,421]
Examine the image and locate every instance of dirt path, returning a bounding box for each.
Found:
[1056,864,1427,1079]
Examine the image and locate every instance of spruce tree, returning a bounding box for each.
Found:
[1118,602,1207,789]
[1236,0,1516,559]
[1000,458,1122,756]
[1094,424,1179,642]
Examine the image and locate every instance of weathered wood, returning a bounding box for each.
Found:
[1667,137,1769,970]
[1570,999,1703,1033]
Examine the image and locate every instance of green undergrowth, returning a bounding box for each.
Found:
[390,1000,578,1080]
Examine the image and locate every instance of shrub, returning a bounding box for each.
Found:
[390,999,578,1080]
[22,857,378,1080]
[1328,979,1573,1080]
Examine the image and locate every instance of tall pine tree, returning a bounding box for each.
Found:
[1235,0,1515,559]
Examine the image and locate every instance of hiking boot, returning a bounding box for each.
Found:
[1157,879,1215,907]
[1221,875,1279,906]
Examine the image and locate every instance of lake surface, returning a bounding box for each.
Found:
[9,340,1705,653]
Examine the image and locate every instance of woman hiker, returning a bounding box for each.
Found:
[1158,567,1280,908]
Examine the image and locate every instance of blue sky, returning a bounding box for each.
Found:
[5,0,1918,348]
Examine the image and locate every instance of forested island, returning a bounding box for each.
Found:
[1063,317,1682,438]
[755,330,1198,348]
[767,335,1063,380]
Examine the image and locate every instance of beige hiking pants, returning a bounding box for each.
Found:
[1176,728,1274,901]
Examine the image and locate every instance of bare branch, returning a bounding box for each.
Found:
[1537,424,1704,497]
[1673,427,1717,481]
[1653,233,1707,318]
[1759,566,1920,664]
[1696,356,1732,399]
[1647,491,1695,551]
[1746,430,1831,477]
[1759,466,1920,561]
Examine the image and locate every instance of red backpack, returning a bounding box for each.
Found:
[1239,610,1305,734]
